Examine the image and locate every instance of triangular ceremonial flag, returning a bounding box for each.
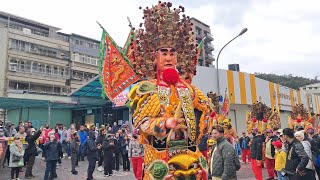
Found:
[100,30,139,101]
[221,90,230,117]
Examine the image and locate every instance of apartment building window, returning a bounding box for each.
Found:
[198,59,203,66]
[10,39,66,60]
[53,87,61,94]
[72,52,98,66]
[8,80,69,95]
[11,39,30,51]
[9,81,29,90]
[8,57,69,79]
[196,27,201,35]
[45,65,50,74]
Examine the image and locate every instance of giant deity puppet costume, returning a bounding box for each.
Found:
[99,2,211,180]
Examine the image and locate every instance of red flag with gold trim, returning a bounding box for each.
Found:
[102,34,139,101]
[221,90,230,117]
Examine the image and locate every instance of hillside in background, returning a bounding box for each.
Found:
[254,73,319,90]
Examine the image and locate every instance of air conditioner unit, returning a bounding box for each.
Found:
[9,66,17,72]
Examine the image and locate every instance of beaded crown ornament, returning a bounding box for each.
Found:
[131,1,198,80]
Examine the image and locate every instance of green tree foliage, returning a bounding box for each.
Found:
[254,73,320,90]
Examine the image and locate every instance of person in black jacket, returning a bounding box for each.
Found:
[103,134,115,176]
[43,134,63,180]
[121,134,130,171]
[250,128,263,180]
[24,128,42,179]
[198,134,209,159]
[96,128,105,170]
[283,128,309,180]
[87,131,101,180]
[70,131,79,175]
[114,132,122,171]
[307,127,320,177]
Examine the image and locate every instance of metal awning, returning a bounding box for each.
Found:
[69,75,105,99]
[0,97,103,110]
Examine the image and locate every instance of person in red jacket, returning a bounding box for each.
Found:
[40,125,51,159]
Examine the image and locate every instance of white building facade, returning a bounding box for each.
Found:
[193,66,320,135]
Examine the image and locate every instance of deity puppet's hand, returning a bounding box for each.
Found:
[165,117,183,129]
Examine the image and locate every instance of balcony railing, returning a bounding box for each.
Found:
[205,33,214,41]
[205,43,214,51]
[205,54,215,61]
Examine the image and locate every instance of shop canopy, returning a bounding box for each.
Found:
[69,75,105,99]
[0,97,104,110]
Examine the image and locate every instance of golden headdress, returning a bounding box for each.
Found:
[131,1,198,79]
[246,101,272,134]
[288,103,316,130]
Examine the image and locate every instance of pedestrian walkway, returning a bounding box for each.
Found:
[1,156,267,180]
[1,156,135,180]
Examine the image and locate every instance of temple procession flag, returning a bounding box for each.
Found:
[122,17,136,63]
[221,89,230,117]
[97,22,140,101]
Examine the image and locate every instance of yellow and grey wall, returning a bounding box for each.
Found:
[193,66,320,134]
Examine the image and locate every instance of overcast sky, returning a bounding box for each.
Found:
[2,0,320,78]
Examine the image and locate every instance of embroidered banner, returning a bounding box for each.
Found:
[102,34,139,101]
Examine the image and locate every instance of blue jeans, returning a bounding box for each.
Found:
[44,160,57,180]
[66,142,71,157]
[277,171,287,180]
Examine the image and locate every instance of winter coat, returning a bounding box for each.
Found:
[301,140,315,170]
[41,128,51,144]
[44,140,63,161]
[309,134,320,157]
[78,130,88,145]
[121,139,130,156]
[285,138,309,175]
[87,131,98,159]
[9,142,24,167]
[239,136,250,150]
[102,139,115,160]
[128,139,144,158]
[114,137,122,154]
[25,130,41,158]
[198,135,208,151]
[265,135,278,159]
[274,149,286,171]
[210,137,237,180]
[250,135,263,160]
[71,137,79,154]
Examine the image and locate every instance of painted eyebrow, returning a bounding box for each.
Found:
[160,48,169,52]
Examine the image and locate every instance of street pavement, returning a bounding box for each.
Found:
[1,157,267,180]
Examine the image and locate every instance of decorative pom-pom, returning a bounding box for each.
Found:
[163,68,180,85]
[252,118,257,123]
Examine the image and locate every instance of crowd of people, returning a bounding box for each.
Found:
[233,126,320,180]
[2,119,320,180]
[0,120,145,180]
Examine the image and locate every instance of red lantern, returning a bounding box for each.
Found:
[262,118,268,123]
